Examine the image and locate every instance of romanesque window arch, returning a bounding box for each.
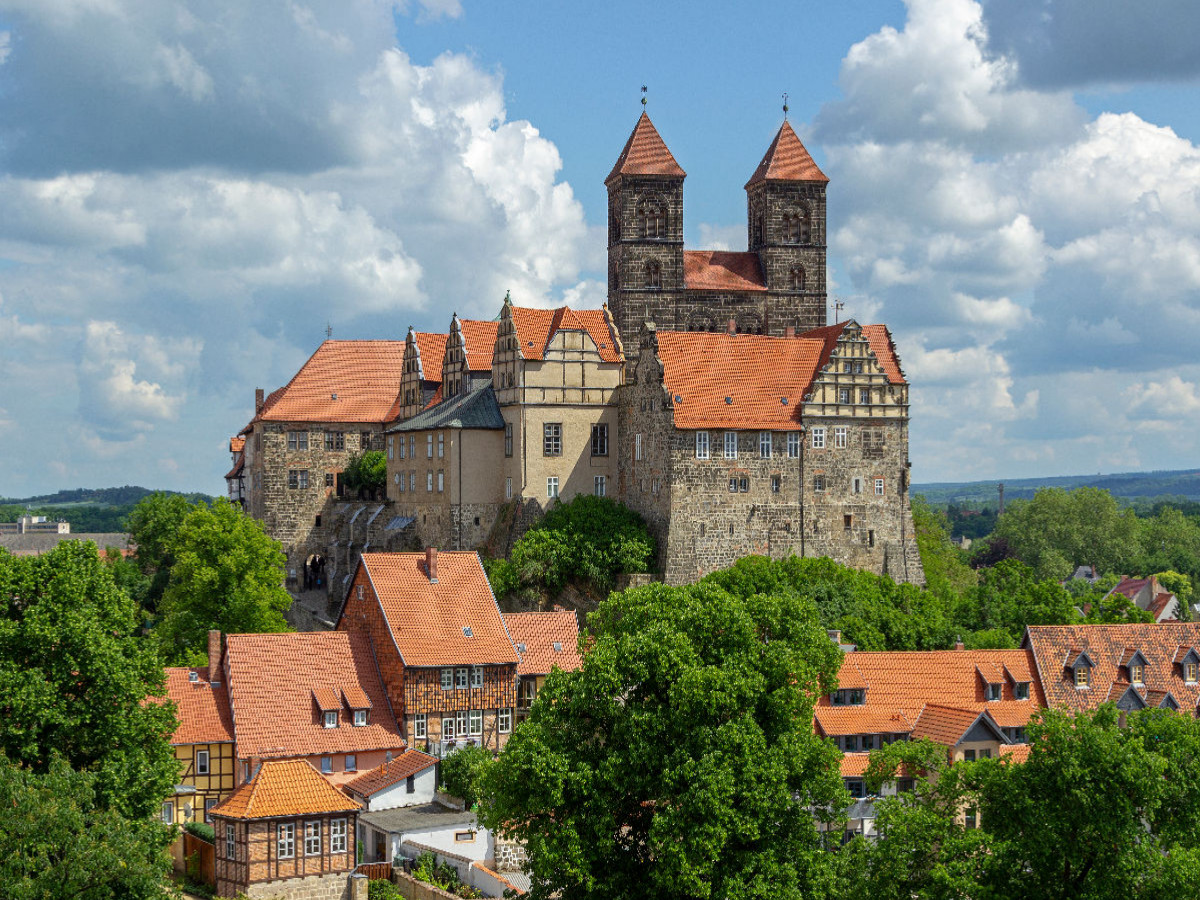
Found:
[687,312,717,333]
[644,260,662,290]
[639,200,666,240]
[738,314,763,335]
[789,266,806,291]
[783,206,811,244]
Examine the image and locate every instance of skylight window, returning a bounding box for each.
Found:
[463,626,474,638]
[553,642,563,652]
[516,642,527,653]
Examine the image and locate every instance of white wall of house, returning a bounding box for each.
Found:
[366,765,437,811]
[394,826,494,863]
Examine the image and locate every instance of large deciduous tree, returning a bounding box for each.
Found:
[479,579,847,900]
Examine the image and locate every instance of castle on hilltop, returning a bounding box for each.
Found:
[227,113,923,605]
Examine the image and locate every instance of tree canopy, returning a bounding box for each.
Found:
[479,578,847,900]
[344,450,388,498]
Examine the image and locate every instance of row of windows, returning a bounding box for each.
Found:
[811,426,885,451]
[322,709,369,728]
[695,431,802,460]
[413,708,513,738]
[288,431,371,451]
[394,470,444,493]
[812,475,887,496]
[440,666,487,690]
[388,433,445,461]
[541,423,609,457]
[262,818,349,860]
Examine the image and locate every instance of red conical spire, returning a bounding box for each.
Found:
[605,112,686,185]
[745,120,828,188]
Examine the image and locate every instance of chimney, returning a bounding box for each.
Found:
[727,318,737,335]
[827,629,842,644]
[954,637,965,651]
[255,388,265,413]
[785,325,796,339]
[426,546,438,583]
[208,630,223,683]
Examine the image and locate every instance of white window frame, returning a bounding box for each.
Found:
[594,475,606,497]
[505,476,512,500]
[387,437,394,460]
[811,427,825,449]
[860,388,871,405]
[303,820,321,856]
[695,431,710,459]
[469,709,483,736]
[442,716,456,740]
[415,713,427,739]
[787,432,800,458]
[875,478,885,496]
[438,432,445,458]
[196,749,210,775]
[547,476,559,499]
[162,801,174,824]
[455,667,469,689]
[225,823,236,859]
[759,431,772,458]
[441,668,453,690]
[839,388,851,404]
[634,433,643,461]
[437,470,444,493]
[427,434,434,458]
[471,666,484,688]
[498,707,512,733]
[724,432,738,459]
[409,472,416,492]
[456,710,469,737]
[278,822,295,859]
[323,710,338,728]
[834,426,848,449]
[331,818,347,854]
[427,472,434,492]
[399,436,406,459]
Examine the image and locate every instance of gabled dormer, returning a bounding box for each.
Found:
[1118,648,1149,685]
[313,688,341,728]
[976,663,1005,702]
[1003,664,1032,701]
[341,686,372,727]
[1064,648,1096,689]
[831,657,869,706]
[397,327,448,423]
[1174,646,1200,684]
[801,320,909,422]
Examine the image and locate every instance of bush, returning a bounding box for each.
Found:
[344,451,387,498]
[439,744,493,809]
[367,879,401,900]
[184,820,215,842]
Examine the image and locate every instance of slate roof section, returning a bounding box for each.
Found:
[605,112,686,184]
[1024,622,1200,712]
[355,551,519,668]
[210,759,362,820]
[387,381,504,432]
[504,610,584,677]
[224,631,404,758]
[163,666,235,745]
[343,750,438,799]
[256,340,406,423]
[683,251,767,293]
[509,306,623,364]
[745,120,829,187]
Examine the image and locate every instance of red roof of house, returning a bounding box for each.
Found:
[343,749,438,798]
[459,320,500,372]
[683,251,767,293]
[211,759,361,820]
[504,610,583,677]
[163,666,234,745]
[413,332,449,380]
[257,340,405,423]
[745,120,829,187]
[510,306,623,364]
[910,704,1001,747]
[1150,592,1178,621]
[224,456,245,480]
[606,112,686,184]
[1024,623,1200,712]
[229,436,245,453]
[356,551,519,668]
[224,631,404,758]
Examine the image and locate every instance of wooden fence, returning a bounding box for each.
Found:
[182,831,216,887]
[356,861,393,881]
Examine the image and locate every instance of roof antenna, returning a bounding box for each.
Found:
[833,295,845,322]
[782,92,789,121]
[641,85,648,109]
[325,322,333,339]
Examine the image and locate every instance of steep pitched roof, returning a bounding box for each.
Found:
[163,667,234,745]
[413,332,449,380]
[257,340,406,423]
[1024,622,1200,712]
[356,552,519,668]
[224,631,404,758]
[606,112,686,184]
[459,320,501,372]
[388,381,504,432]
[509,306,623,364]
[210,759,361,820]
[505,610,583,677]
[859,325,906,384]
[910,704,1005,747]
[683,251,767,293]
[343,750,438,798]
[745,120,829,187]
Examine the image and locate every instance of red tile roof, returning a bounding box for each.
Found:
[910,704,999,747]
[745,120,829,187]
[413,332,449,380]
[356,551,519,668]
[163,667,234,745]
[210,759,361,820]
[257,341,405,423]
[839,754,873,777]
[460,320,500,372]
[860,325,906,384]
[683,251,767,293]
[224,631,405,758]
[1149,592,1178,621]
[224,456,245,480]
[504,611,583,677]
[343,749,438,798]
[605,112,686,184]
[509,306,623,364]
[229,436,245,453]
[815,708,914,737]
[1111,577,1153,600]
[1024,623,1200,712]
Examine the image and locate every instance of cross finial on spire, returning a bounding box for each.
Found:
[641,85,648,109]
[325,322,333,339]
[782,92,789,121]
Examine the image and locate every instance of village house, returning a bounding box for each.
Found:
[504,609,584,723]
[1104,575,1181,622]
[338,549,520,754]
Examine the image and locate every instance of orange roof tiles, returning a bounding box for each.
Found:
[683,251,767,293]
[343,749,438,798]
[910,704,1000,747]
[815,707,913,737]
[839,754,873,777]
[342,686,372,709]
[656,331,821,430]
[460,320,500,372]
[859,325,906,384]
[229,436,245,453]
[312,688,341,712]
[510,306,623,364]
[504,611,583,677]
[210,759,362,820]
[836,658,869,690]
[163,667,234,745]
[745,120,829,187]
[413,332,449,380]
[224,631,404,758]
[258,340,405,423]
[605,112,686,184]
[1000,743,1031,763]
[356,551,519,668]
[1024,623,1200,713]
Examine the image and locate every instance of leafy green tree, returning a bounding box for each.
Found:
[156,497,292,664]
[912,496,977,602]
[0,754,176,900]
[479,579,848,900]
[127,491,199,614]
[344,450,388,499]
[1137,506,1200,587]
[440,744,493,810]
[0,541,178,818]
[951,560,1080,646]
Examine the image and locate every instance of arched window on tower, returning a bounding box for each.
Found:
[789,266,806,291]
[783,207,811,244]
[644,260,662,290]
[639,200,665,240]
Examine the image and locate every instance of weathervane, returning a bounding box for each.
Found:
[782,92,789,121]
[641,85,648,109]
[834,296,845,321]
[325,322,333,339]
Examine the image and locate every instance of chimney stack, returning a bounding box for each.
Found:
[827,629,842,644]
[727,318,737,335]
[426,546,438,583]
[954,637,965,651]
[208,630,223,682]
[785,325,796,338]
[255,388,265,413]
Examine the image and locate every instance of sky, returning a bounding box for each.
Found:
[1,0,1198,498]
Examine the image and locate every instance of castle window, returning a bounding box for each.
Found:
[853,478,862,495]
[361,431,373,450]
[399,437,406,459]
[639,200,665,239]
[505,477,512,500]
[771,475,781,493]
[844,514,853,530]
[789,267,806,291]
[759,432,772,459]
[438,433,445,458]
[544,423,563,456]
[387,437,394,460]
[288,470,309,489]
[724,432,738,459]
[505,423,513,457]
[875,478,885,496]
[868,529,875,547]
[409,472,416,492]
[427,434,434,458]
[787,432,800,457]
[288,431,308,451]
[591,424,609,456]
[728,477,739,493]
[695,431,710,459]
[427,472,433,492]
[860,389,871,405]
[783,207,811,243]
[839,388,851,404]
[547,477,559,499]
[813,474,826,493]
[811,427,826,449]
[325,431,345,451]
[437,470,444,492]
[594,475,606,497]
[644,261,662,290]
[398,473,406,493]
[835,427,848,449]
[739,477,750,492]
[634,434,643,461]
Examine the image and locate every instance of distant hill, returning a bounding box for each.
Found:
[913,469,1200,506]
[0,486,214,507]
[0,486,217,534]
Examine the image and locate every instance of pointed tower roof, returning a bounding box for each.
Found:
[745,120,828,188]
[606,112,686,185]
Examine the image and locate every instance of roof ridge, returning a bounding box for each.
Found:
[605,112,686,185]
[745,120,829,188]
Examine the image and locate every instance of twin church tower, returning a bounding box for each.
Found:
[605,112,829,347]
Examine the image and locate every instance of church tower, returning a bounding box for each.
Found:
[745,120,829,332]
[606,112,686,349]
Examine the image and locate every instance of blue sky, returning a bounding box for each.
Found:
[0,0,1198,497]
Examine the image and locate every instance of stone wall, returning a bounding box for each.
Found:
[241,871,363,900]
[493,836,527,873]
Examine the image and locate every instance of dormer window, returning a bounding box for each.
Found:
[553,642,563,652]
[831,689,865,706]
[516,642,527,654]
[1014,681,1030,701]
[1188,663,1199,684]
[353,710,368,727]
[986,683,1002,702]
[324,711,338,728]
[1075,666,1090,688]
[1130,663,1145,685]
